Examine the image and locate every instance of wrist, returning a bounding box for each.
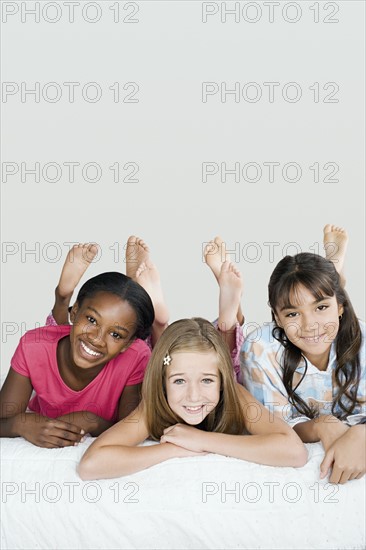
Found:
[314,415,349,447]
[10,413,26,438]
[348,424,366,437]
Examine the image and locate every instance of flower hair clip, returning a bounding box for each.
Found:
[163,354,172,366]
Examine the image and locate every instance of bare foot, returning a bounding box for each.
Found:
[323,224,348,286]
[217,260,243,332]
[135,261,169,328]
[57,243,98,299]
[125,236,150,279]
[203,236,227,282]
[204,237,244,325]
[52,243,98,324]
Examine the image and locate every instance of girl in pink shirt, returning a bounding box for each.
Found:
[0,241,160,448]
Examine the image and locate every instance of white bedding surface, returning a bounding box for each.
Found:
[1,437,365,550]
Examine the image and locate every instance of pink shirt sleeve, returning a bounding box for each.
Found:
[123,342,151,386]
[10,335,30,378]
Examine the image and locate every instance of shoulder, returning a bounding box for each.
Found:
[125,338,151,358]
[18,325,70,348]
[242,321,282,357]
[107,338,151,368]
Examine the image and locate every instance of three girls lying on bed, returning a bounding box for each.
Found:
[0,227,365,484]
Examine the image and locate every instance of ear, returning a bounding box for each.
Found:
[69,302,79,324]
[338,304,344,317]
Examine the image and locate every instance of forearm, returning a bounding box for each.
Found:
[78,442,182,480]
[0,412,46,439]
[0,413,26,438]
[294,415,349,450]
[57,412,113,436]
[201,431,307,468]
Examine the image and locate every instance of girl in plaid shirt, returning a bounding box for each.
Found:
[241,225,365,484]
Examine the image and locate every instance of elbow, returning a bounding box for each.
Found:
[288,433,308,467]
[77,453,100,481]
[279,430,308,468]
[291,444,308,468]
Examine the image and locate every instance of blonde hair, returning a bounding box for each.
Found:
[142,318,244,440]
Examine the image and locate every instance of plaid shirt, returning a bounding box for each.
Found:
[239,320,366,426]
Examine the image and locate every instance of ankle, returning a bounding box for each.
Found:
[55,286,73,303]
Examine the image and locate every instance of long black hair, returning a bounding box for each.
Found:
[268,253,362,420]
[74,272,154,341]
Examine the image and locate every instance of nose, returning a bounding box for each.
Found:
[301,313,319,335]
[85,324,106,348]
[186,382,201,403]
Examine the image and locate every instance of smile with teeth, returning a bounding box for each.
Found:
[80,340,103,358]
[301,333,326,343]
[184,405,204,414]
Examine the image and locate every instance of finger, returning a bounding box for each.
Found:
[329,465,342,484]
[51,419,85,435]
[161,435,173,444]
[39,441,61,449]
[163,425,177,435]
[45,435,82,448]
[348,472,359,481]
[356,472,365,480]
[44,428,83,444]
[339,471,352,485]
[320,452,334,479]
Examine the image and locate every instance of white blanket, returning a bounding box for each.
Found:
[1,437,365,550]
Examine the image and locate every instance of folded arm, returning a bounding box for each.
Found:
[77,404,205,480]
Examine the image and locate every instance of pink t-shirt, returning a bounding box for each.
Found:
[10,325,151,422]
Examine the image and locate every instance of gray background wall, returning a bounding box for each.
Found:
[1,0,365,376]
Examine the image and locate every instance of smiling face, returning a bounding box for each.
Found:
[165,350,221,425]
[274,284,344,369]
[69,291,137,370]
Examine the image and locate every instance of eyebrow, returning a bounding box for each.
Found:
[86,307,130,333]
[280,297,332,312]
[168,372,219,379]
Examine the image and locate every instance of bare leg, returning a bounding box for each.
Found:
[53,243,98,324]
[204,236,244,325]
[217,261,243,354]
[125,236,169,347]
[323,224,348,287]
[135,261,169,347]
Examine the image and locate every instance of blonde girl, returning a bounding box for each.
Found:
[78,317,307,480]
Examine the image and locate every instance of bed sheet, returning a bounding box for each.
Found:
[1,437,365,550]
